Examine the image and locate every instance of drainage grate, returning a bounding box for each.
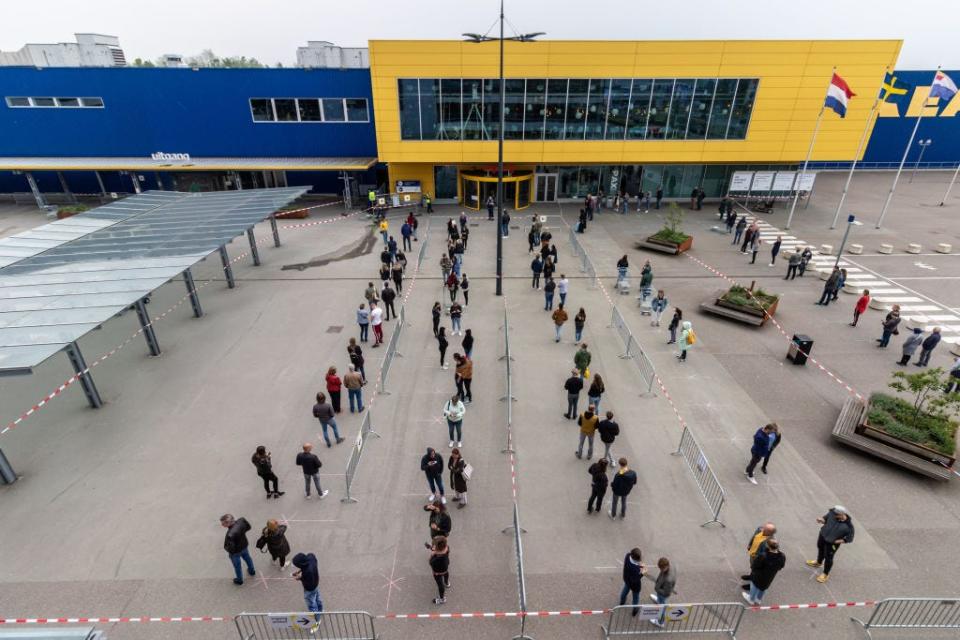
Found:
[326,326,343,333]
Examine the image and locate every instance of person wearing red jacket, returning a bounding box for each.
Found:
[325,366,343,413]
[850,289,870,327]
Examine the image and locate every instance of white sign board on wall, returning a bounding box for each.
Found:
[796,172,817,192]
[728,172,753,193]
[772,172,797,191]
[751,171,775,192]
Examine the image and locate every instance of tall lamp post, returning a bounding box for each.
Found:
[834,214,863,270]
[465,1,543,296]
[909,138,933,183]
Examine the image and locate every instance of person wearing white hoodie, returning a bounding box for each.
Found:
[443,394,466,448]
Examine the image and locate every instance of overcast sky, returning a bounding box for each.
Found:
[1,0,957,69]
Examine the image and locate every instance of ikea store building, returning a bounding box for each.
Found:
[2,38,960,209]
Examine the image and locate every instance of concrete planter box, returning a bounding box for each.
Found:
[856,419,956,467]
[715,295,779,322]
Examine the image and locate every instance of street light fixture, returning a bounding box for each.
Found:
[464,1,544,296]
[834,214,863,270]
[909,138,933,183]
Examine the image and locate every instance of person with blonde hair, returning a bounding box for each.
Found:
[256,519,291,569]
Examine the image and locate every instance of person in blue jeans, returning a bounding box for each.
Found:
[292,552,323,623]
[421,447,446,503]
[220,514,256,585]
[312,393,344,448]
[544,278,556,310]
[619,548,648,616]
[501,210,511,237]
[610,457,637,519]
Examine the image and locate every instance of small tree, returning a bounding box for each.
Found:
[888,368,960,425]
[665,202,684,234]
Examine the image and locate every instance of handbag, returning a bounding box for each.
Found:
[462,462,474,480]
[584,367,590,378]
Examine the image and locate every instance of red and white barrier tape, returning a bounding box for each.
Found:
[749,600,875,612]
[0,616,226,624]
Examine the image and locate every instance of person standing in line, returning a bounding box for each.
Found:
[380,246,393,270]
[549,243,559,266]
[543,255,556,281]
[733,216,747,246]
[850,290,870,326]
[831,268,847,302]
[296,442,329,500]
[501,209,511,237]
[667,308,683,344]
[292,552,323,615]
[461,329,474,359]
[220,514,255,585]
[256,519,291,570]
[816,267,841,306]
[379,218,389,245]
[388,235,398,259]
[544,277,557,311]
[616,255,629,287]
[427,536,450,605]
[725,208,737,233]
[649,557,677,627]
[619,548,648,614]
[945,357,960,393]
[379,261,391,285]
[252,446,284,499]
[690,187,698,209]
[531,255,544,289]
[449,301,463,336]
[347,338,366,382]
[370,301,384,347]
[610,457,638,519]
[459,211,468,234]
[739,223,754,253]
[453,354,473,404]
[486,195,495,220]
[769,236,782,266]
[798,246,813,276]
[461,226,470,250]
[424,499,452,540]
[676,320,694,362]
[748,232,762,265]
[356,303,370,343]
[312,393,344,448]
[761,424,781,475]
[876,305,901,348]
[445,271,459,304]
[325,366,342,414]
[460,273,470,306]
[364,281,379,307]
[401,220,413,251]
[391,261,404,293]
[448,448,469,508]
[557,274,570,306]
[574,343,592,377]
[650,290,668,327]
[432,302,442,337]
[587,373,605,413]
[639,261,654,302]
[586,458,609,514]
[440,254,452,284]
[563,369,584,420]
[655,187,663,210]
[421,447,446,503]
[806,506,855,583]
[552,302,568,342]
[528,225,538,253]
[697,187,706,210]
[437,326,449,369]
[744,423,776,485]
[343,365,364,413]
[916,327,942,366]
[741,522,776,586]
[576,404,599,460]
[898,327,925,366]
[744,539,785,605]
[381,282,397,321]
[574,308,587,343]
[597,411,620,463]
[785,251,802,280]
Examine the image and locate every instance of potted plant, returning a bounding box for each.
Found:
[716,283,780,320]
[856,368,960,465]
[55,204,89,219]
[642,203,693,254]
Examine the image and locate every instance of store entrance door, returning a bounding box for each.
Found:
[535,174,558,202]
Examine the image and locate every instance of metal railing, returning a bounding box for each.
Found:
[377,311,404,396]
[342,411,380,504]
[508,503,531,639]
[415,218,430,271]
[568,227,598,289]
[602,602,745,638]
[500,305,516,432]
[609,306,656,396]
[235,611,378,639]
[672,426,726,527]
[851,597,960,639]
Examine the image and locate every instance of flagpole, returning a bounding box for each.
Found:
[786,68,835,230]
[877,66,940,228]
[938,162,960,206]
[830,67,886,229]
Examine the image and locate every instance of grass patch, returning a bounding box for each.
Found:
[718,284,779,311]
[649,228,690,245]
[867,392,958,456]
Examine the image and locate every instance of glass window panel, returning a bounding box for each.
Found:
[727,79,758,139]
[565,80,589,140]
[558,166,580,198]
[6,97,30,107]
[679,165,705,198]
[667,79,694,139]
[626,79,652,140]
[398,79,421,139]
[661,165,685,197]
[606,80,631,140]
[250,98,274,121]
[346,98,368,122]
[434,165,458,199]
[577,166,600,197]
[322,98,345,122]
[544,79,568,140]
[701,165,729,198]
[56,97,80,107]
[462,79,484,140]
[687,79,715,140]
[620,165,642,197]
[646,80,673,140]
[439,80,462,140]
[32,97,55,107]
[298,99,321,121]
[80,97,104,107]
[523,78,546,140]
[273,99,298,121]
[418,79,440,139]
[641,165,664,194]
[502,79,525,140]
[585,79,610,140]
[482,78,500,140]
[707,79,737,139]
[517,177,531,208]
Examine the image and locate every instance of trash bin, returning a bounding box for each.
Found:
[787,334,813,365]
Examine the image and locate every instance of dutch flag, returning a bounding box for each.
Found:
[930,71,958,102]
[824,73,855,118]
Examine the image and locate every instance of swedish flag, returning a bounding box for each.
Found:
[880,73,908,102]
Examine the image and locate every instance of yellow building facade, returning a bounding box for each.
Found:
[369,39,901,207]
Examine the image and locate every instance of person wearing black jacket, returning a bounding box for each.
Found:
[916,327,942,366]
[587,458,609,514]
[619,548,648,615]
[251,446,284,499]
[424,499,452,540]
[421,447,446,503]
[220,514,256,585]
[292,552,323,614]
[531,256,544,289]
[296,442,328,499]
[428,536,451,605]
[381,283,397,321]
[744,539,785,605]
[761,425,782,475]
[563,370,584,419]
[610,457,638,519]
[432,302,442,337]
[597,411,620,463]
[806,506,855,583]
[256,519,291,569]
[437,327,449,369]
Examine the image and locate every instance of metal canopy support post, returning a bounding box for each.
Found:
[219,245,236,288]
[94,170,107,195]
[23,171,47,209]
[57,171,75,203]
[269,214,281,247]
[233,171,244,190]
[134,298,161,356]
[0,448,17,484]
[183,268,203,318]
[247,228,261,266]
[64,341,102,409]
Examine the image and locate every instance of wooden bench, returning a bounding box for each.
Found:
[831,396,953,481]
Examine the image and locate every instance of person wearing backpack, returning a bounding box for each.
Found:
[676,321,695,362]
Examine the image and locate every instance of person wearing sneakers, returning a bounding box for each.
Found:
[676,321,695,361]
[448,448,469,508]
[370,301,384,347]
[220,514,255,585]
[610,457,638,519]
[741,522,776,589]
[597,411,620,463]
[552,302,569,342]
[807,506,854,583]
[428,536,451,605]
[296,442,328,500]
[312,393,344,448]
[618,548,648,615]
[563,369,584,420]
[443,394,466,448]
[851,289,870,326]
[576,404,599,460]
[650,557,678,627]
[292,552,323,615]
[454,354,473,403]
[343,364,364,413]
[449,301,463,336]
[916,327,942,366]
[251,446,284,499]
[424,499,452,541]
[744,538,785,605]
[256,519,291,570]
[745,423,776,484]
[574,343,592,378]
[421,447,446,503]
[437,327,449,369]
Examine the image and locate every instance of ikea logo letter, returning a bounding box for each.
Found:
[151,152,192,161]
[879,86,960,118]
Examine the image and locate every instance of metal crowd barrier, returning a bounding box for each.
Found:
[504,502,532,640]
[377,311,404,396]
[671,426,726,527]
[851,597,960,639]
[235,611,378,639]
[602,602,745,638]
[342,411,380,504]
[415,218,430,270]
[500,305,516,434]
[608,306,656,396]
[568,227,598,289]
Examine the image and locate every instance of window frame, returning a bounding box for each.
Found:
[80,97,105,108]
[345,98,370,123]
[30,97,57,108]
[248,96,370,124]
[5,97,31,108]
[249,98,276,122]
